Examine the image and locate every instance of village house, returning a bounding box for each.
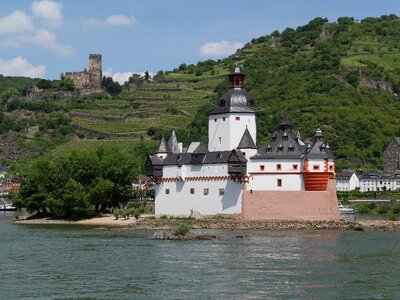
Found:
[336,170,359,191]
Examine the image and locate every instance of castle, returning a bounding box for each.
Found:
[65,54,102,91]
[145,65,340,221]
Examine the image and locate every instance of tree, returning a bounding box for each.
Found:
[36,79,52,89]
[61,77,75,91]
[144,70,151,82]
[15,147,139,219]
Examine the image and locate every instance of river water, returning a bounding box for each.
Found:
[1,213,399,299]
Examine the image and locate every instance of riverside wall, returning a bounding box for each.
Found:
[242,179,340,221]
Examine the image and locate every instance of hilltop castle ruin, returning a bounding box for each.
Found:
[65,54,102,92]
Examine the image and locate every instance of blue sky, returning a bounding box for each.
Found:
[0,0,399,81]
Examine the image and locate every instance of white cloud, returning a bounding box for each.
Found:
[199,41,243,56]
[104,69,154,84]
[18,29,75,56]
[0,56,45,78]
[0,11,33,34]
[83,14,136,27]
[32,0,63,27]
[106,14,135,26]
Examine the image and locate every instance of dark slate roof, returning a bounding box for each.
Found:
[360,171,380,179]
[148,154,163,166]
[251,122,305,160]
[336,170,356,180]
[394,137,400,145]
[193,142,208,153]
[159,151,244,166]
[279,116,293,129]
[237,128,257,149]
[209,88,256,115]
[155,136,169,153]
[167,130,180,154]
[304,129,335,160]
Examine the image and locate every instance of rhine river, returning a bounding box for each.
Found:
[1,213,399,299]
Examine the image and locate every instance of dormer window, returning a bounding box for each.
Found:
[219,99,226,108]
[249,99,255,108]
[283,131,288,141]
[217,154,222,159]
[277,144,283,152]
[288,144,294,152]
[266,145,272,152]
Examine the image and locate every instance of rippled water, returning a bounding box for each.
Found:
[1,213,400,299]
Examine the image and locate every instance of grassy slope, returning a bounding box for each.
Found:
[3,15,400,172]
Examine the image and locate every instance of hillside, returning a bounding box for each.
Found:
[1,15,400,172]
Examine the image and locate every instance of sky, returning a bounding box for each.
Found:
[0,0,399,83]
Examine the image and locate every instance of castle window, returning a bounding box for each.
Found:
[313,165,320,171]
[293,164,298,170]
[236,116,240,121]
[277,179,282,187]
[242,152,246,156]
[159,156,163,160]
[165,189,170,195]
[329,165,334,171]
[214,118,217,122]
[219,188,225,195]
[276,164,282,171]
[223,117,226,121]
[190,188,195,194]
[204,188,209,195]
[260,165,265,171]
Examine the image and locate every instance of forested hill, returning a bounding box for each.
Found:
[1,15,400,172]
[186,15,400,170]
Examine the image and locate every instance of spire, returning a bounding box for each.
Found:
[237,128,257,149]
[315,128,324,141]
[279,116,293,130]
[156,136,169,153]
[167,130,180,154]
[229,60,245,88]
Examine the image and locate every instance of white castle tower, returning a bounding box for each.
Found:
[208,64,257,151]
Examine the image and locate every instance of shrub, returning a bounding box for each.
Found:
[133,208,141,219]
[388,211,398,221]
[159,215,168,219]
[355,203,370,214]
[173,223,191,236]
[376,204,390,214]
[113,210,120,220]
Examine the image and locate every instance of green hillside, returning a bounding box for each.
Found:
[2,15,400,172]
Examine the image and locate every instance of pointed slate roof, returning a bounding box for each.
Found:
[305,129,335,159]
[251,118,305,159]
[156,136,169,153]
[237,128,257,149]
[193,142,208,153]
[167,130,180,154]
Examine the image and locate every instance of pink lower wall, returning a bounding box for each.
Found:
[242,179,340,221]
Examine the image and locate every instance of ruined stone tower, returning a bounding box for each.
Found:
[89,54,102,90]
[65,53,102,91]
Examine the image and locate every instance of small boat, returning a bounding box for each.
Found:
[339,204,355,214]
[0,201,17,211]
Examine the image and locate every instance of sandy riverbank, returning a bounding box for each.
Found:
[13,214,400,231]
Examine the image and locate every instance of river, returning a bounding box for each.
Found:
[1,212,399,299]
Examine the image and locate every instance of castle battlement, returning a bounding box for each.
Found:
[65,54,102,91]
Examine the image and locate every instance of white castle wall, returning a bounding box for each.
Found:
[155,162,243,216]
[246,159,304,191]
[155,180,243,216]
[208,113,256,151]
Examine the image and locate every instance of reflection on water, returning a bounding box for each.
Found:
[0,213,399,299]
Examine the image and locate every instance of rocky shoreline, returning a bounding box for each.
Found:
[13,215,400,232]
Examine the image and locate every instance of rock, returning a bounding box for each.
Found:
[149,230,216,240]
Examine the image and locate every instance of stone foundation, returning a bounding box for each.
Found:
[242,179,340,221]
